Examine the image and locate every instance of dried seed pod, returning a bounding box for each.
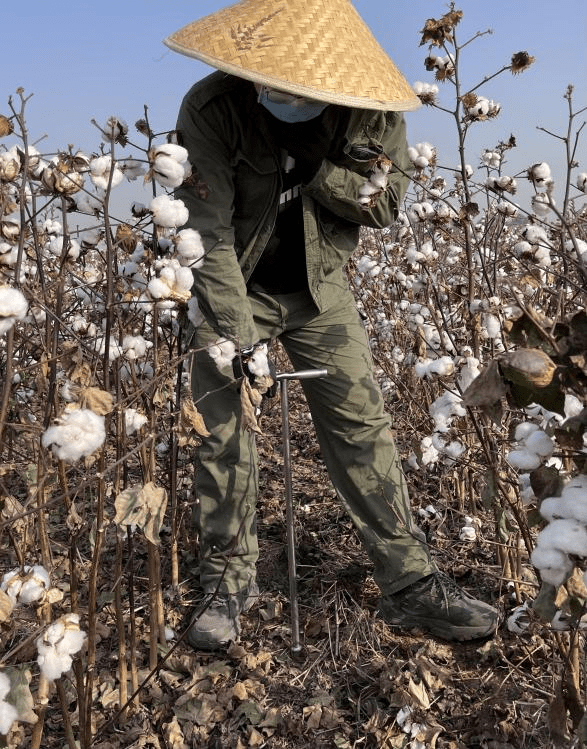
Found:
[0,114,13,138]
[41,161,85,195]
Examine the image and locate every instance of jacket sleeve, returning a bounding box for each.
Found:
[303,111,413,229]
[175,93,260,350]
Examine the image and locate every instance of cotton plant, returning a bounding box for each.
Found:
[36,613,87,682]
[41,407,106,463]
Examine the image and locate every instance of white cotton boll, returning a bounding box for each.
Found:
[507,449,542,471]
[444,440,465,460]
[124,408,148,435]
[122,334,152,360]
[416,142,435,161]
[370,171,388,189]
[89,156,124,190]
[539,497,562,522]
[525,430,554,457]
[37,649,73,682]
[428,356,454,377]
[482,313,501,339]
[151,154,186,189]
[496,200,519,217]
[151,143,189,163]
[247,343,270,377]
[531,545,573,586]
[414,155,429,168]
[420,436,439,466]
[150,195,189,228]
[175,228,205,268]
[0,699,18,736]
[41,408,106,463]
[0,286,29,335]
[528,162,552,184]
[147,276,171,300]
[576,173,587,193]
[460,525,477,541]
[458,357,481,391]
[407,146,419,162]
[43,219,62,235]
[356,256,378,274]
[208,338,236,370]
[359,181,380,197]
[538,518,587,557]
[414,359,432,378]
[17,565,50,604]
[174,265,194,294]
[514,422,539,442]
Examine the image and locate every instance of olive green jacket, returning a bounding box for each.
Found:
[175,71,412,348]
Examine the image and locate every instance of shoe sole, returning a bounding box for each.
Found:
[379,604,497,642]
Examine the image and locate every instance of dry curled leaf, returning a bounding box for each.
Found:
[180,397,210,440]
[462,359,507,408]
[0,588,14,623]
[114,482,168,544]
[79,386,114,415]
[240,379,263,434]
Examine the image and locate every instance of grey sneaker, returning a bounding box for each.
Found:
[379,572,498,641]
[187,583,259,651]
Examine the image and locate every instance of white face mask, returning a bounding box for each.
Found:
[257,86,328,123]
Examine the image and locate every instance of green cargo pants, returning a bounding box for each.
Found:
[190,282,436,597]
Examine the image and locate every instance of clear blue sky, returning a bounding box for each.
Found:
[4,1,586,213]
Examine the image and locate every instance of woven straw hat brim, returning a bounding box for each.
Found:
[164,0,421,112]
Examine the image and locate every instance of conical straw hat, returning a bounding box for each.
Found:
[164,0,421,112]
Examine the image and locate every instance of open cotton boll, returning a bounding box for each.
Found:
[514,421,539,442]
[175,228,205,268]
[537,518,587,556]
[89,156,124,191]
[460,525,477,541]
[524,430,554,457]
[151,154,187,189]
[41,408,106,463]
[36,613,87,681]
[247,344,270,377]
[124,408,148,435]
[150,195,189,228]
[122,334,152,360]
[0,286,28,335]
[17,565,50,604]
[0,688,17,736]
[507,449,542,471]
[531,544,573,586]
[208,338,236,370]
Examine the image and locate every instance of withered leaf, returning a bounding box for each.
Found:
[79,386,114,415]
[531,465,564,502]
[114,482,168,545]
[0,588,14,623]
[462,359,507,408]
[240,379,263,434]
